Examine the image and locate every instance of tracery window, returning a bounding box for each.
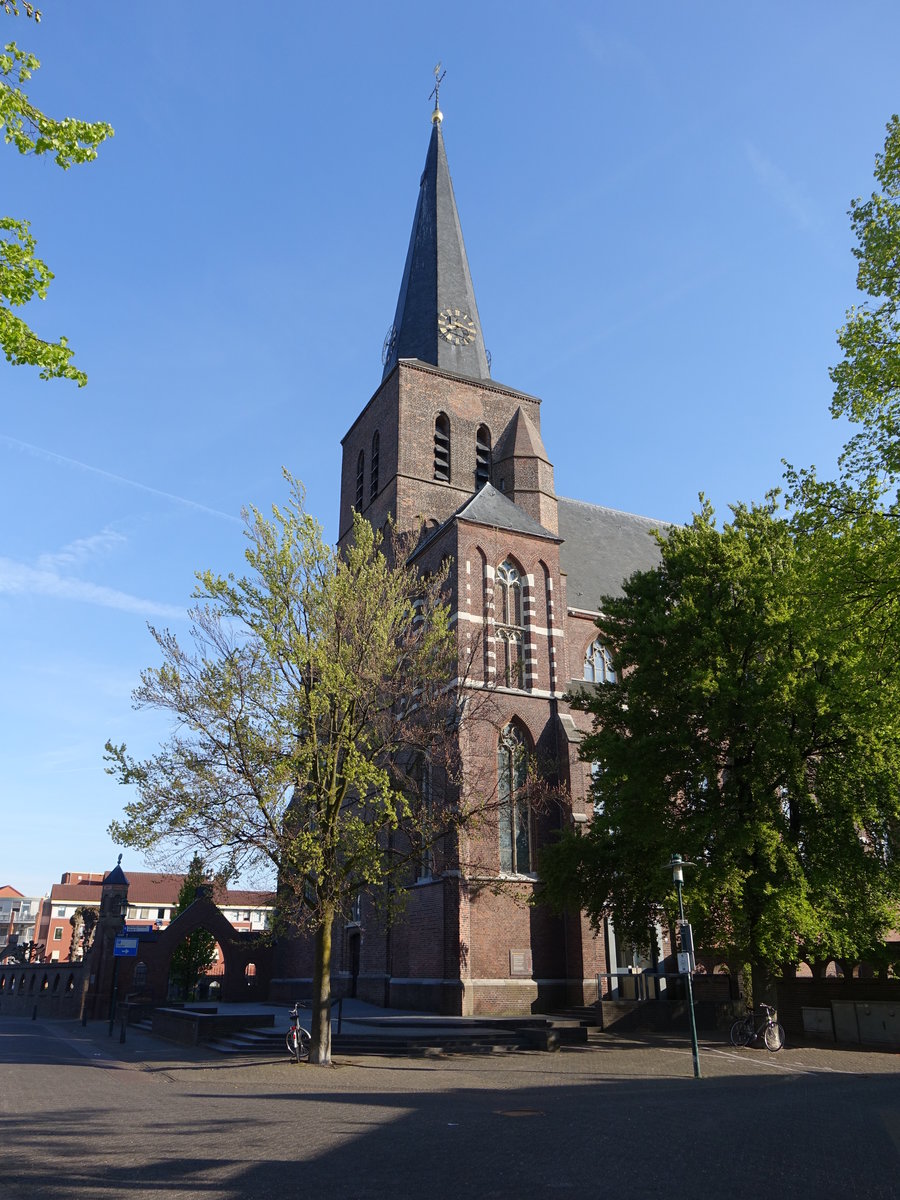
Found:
[498,723,531,874]
[416,757,433,880]
[475,424,492,489]
[370,431,380,500]
[434,413,451,481]
[584,639,616,684]
[496,559,525,688]
[355,450,365,510]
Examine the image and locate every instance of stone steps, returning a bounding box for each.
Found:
[205,1026,527,1057]
[131,1012,596,1057]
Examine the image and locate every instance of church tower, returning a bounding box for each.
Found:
[327,82,666,1017]
[338,92,558,546]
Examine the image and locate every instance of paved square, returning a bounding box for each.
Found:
[1,1018,898,1199]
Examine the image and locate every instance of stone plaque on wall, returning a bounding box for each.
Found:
[509,949,533,977]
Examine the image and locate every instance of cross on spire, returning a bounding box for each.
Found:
[430,62,446,124]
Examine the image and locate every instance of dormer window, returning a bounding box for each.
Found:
[475,425,491,489]
[434,414,451,482]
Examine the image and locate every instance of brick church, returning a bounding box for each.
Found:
[279,96,666,1016]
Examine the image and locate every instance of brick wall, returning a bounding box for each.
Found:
[340,361,546,544]
[776,978,900,1035]
[0,963,85,1018]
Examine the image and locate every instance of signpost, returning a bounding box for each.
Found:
[113,936,139,957]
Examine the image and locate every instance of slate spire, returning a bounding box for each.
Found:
[382,102,490,382]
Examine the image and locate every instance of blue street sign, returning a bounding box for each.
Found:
[114,936,139,957]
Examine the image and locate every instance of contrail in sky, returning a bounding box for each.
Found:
[0,434,242,524]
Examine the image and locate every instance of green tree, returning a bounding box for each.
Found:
[539,499,900,1005]
[786,116,900,682]
[1,13,113,386]
[168,855,218,999]
[788,116,900,511]
[828,114,900,495]
[106,475,461,1063]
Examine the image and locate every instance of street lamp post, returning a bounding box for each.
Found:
[669,853,702,1079]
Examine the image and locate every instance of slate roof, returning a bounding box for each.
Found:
[457,483,560,540]
[103,857,129,888]
[558,496,668,611]
[408,483,558,565]
[382,119,490,383]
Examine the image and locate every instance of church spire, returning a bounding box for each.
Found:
[381,76,490,383]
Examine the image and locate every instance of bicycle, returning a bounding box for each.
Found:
[286,1002,311,1061]
[729,1003,785,1052]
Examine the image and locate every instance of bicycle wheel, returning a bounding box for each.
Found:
[730,1018,753,1047]
[286,1026,311,1060]
[763,1022,785,1052]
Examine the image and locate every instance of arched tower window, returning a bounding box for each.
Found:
[370,431,380,501]
[434,413,451,482]
[475,425,491,489]
[496,559,524,688]
[355,450,365,510]
[498,723,531,874]
[584,639,616,684]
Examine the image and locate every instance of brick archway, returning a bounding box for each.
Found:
[125,896,275,1005]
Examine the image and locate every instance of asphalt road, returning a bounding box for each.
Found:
[1,1018,898,1199]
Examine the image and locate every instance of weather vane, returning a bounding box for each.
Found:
[430,62,446,124]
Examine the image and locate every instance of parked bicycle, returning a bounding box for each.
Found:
[286,1002,311,1061]
[730,1003,785,1052]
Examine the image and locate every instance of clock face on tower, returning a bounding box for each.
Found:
[438,307,477,346]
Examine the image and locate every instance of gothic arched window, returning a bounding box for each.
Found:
[355,450,365,511]
[584,639,616,684]
[434,413,451,482]
[416,756,433,880]
[370,431,380,501]
[497,560,522,627]
[498,723,531,874]
[496,560,525,688]
[475,424,491,489]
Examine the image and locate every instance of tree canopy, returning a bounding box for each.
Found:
[787,115,900,518]
[539,499,900,1003]
[1,19,112,386]
[829,113,900,495]
[107,476,462,1062]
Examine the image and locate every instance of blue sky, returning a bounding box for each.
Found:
[2,1,898,899]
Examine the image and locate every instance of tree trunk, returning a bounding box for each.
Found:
[749,959,777,1010]
[309,907,333,1065]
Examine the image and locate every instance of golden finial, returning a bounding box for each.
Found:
[430,62,446,125]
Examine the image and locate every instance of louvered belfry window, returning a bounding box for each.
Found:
[475,425,491,489]
[434,413,451,482]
